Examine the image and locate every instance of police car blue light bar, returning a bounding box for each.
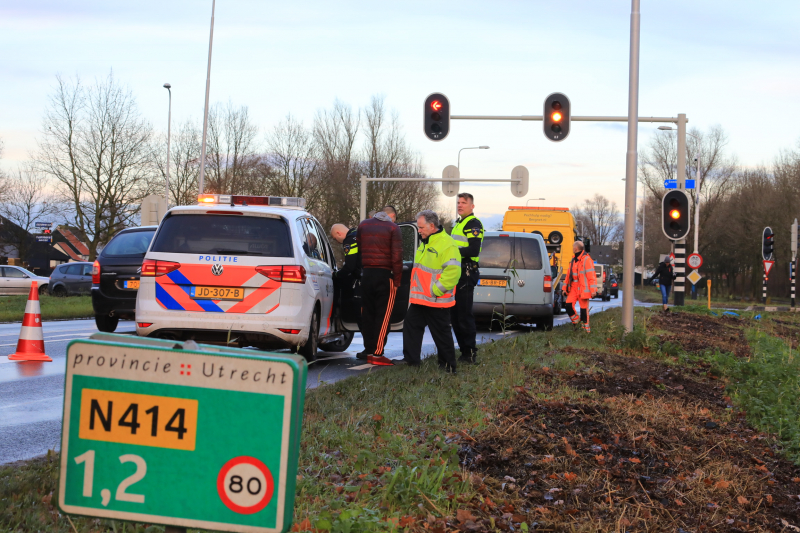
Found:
[197,194,306,208]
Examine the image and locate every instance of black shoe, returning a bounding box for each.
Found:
[397,358,421,367]
[356,351,371,360]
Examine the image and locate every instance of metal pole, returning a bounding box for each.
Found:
[641,194,645,287]
[621,0,641,333]
[359,175,367,222]
[197,0,215,195]
[673,113,687,306]
[792,218,798,308]
[691,156,700,300]
[165,87,172,207]
[450,115,681,123]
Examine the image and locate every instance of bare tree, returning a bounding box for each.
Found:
[153,119,201,206]
[205,101,260,195]
[0,165,61,262]
[572,194,622,246]
[265,114,321,210]
[36,73,155,259]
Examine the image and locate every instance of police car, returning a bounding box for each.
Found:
[135,194,419,361]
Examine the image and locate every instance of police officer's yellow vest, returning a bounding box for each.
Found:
[451,214,483,263]
[409,230,461,308]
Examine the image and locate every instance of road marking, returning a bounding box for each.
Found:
[315,353,357,361]
[348,364,375,371]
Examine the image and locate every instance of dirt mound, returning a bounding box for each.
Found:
[650,312,751,358]
[459,360,800,531]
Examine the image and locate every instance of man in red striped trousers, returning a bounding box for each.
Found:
[357,208,403,365]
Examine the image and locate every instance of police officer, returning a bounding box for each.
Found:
[450,192,484,364]
[331,223,362,331]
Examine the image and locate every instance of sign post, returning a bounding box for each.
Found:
[59,335,306,533]
[792,218,797,308]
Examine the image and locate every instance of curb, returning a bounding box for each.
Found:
[744,306,797,312]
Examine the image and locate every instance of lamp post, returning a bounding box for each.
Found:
[623,178,647,287]
[163,83,172,207]
[198,0,216,195]
[659,126,702,298]
[457,146,490,171]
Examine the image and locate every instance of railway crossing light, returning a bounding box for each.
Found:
[543,92,571,142]
[762,227,775,260]
[424,93,450,141]
[661,190,690,240]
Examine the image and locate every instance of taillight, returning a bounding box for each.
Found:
[255,265,307,284]
[140,259,181,277]
[137,322,153,328]
[91,260,100,284]
[278,328,301,334]
[543,275,552,293]
[612,283,617,287]
[603,271,607,282]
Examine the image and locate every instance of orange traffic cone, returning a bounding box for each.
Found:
[9,281,52,362]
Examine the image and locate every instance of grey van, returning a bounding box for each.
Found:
[473,231,554,330]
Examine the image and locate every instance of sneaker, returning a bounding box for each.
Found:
[356,351,371,360]
[367,355,394,366]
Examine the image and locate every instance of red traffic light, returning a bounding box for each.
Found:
[430,100,442,112]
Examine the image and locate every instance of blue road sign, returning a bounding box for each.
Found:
[35,222,52,228]
[36,236,52,243]
[664,179,695,189]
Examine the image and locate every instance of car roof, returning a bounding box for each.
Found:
[123,225,158,232]
[484,230,545,240]
[165,204,308,220]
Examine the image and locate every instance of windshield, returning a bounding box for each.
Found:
[150,214,294,257]
[102,230,156,257]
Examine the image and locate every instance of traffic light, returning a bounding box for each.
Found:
[543,92,570,141]
[661,190,691,240]
[423,93,450,141]
[762,227,775,260]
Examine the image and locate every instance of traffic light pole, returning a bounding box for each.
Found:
[358,175,521,222]
[673,113,687,307]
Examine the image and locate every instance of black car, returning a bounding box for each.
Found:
[608,272,619,298]
[92,226,157,332]
[49,262,94,296]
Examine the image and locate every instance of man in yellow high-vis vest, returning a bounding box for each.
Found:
[450,192,484,364]
[399,210,461,373]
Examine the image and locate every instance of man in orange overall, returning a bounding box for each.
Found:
[562,240,598,333]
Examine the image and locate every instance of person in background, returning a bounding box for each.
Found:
[357,210,402,365]
[400,210,461,373]
[449,192,484,364]
[650,256,676,312]
[383,205,397,223]
[562,240,598,333]
[331,223,362,329]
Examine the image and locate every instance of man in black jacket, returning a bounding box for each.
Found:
[450,193,484,364]
[650,257,676,311]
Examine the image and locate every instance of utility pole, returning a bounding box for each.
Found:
[641,195,646,286]
[621,0,641,333]
[163,83,172,207]
[692,155,701,299]
[673,113,687,306]
[197,0,216,195]
[792,219,797,308]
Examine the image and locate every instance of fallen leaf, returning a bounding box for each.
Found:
[767,494,774,504]
[714,480,730,489]
[629,458,641,464]
[456,509,475,523]
[563,472,577,481]
[675,499,685,506]
[372,414,383,421]
[737,496,749,505]
[793,477,800,483]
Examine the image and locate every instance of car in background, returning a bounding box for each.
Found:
[593,263,612,301]
[48,262,94,296]
[473,231,554,330]
[0,266,49,296]
[608,272,619,298]
[92,226,158,332]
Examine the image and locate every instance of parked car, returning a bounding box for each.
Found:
[608,272,619,298]
[92,226,158,332]
[0,266,49,296]
[473,231,554,330]
[48,262,94,296]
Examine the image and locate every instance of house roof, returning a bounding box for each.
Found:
[53,242,83,261]
[59,228,90,256]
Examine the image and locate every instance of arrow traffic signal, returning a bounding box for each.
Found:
[424,93,450,141]
[661,190,691,240]
[762,227,775,260]
[543,92,570,142]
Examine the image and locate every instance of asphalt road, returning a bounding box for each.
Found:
[0,295,627,464]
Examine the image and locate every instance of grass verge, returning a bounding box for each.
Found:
[4,307,800,531]
[0,294,94,322]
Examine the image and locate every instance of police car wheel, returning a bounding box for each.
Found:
[298,311,319,362]
[320,331,355,352]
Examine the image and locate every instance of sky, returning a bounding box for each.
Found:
[2,0,799,228]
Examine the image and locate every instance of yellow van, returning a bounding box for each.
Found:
[502,206,584,313]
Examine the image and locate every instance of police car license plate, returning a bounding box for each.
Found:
[124,280,140,289]
[190,286,245,300]
[479,279,507,287]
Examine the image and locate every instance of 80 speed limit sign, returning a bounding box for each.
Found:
[687,253,703,269]
[218,456,275,514]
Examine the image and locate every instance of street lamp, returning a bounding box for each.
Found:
[659,125,702,298]
[457,146,490,171]
[163,83,172,207]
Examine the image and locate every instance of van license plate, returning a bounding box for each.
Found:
[191,286,245,300]
[479,279,507,287]
[124,280,140,289]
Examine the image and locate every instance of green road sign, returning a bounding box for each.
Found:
[58,334,307,533]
